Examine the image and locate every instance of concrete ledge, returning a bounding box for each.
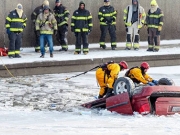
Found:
[0,54,180,77]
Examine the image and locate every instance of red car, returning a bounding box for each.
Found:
[82,77,180,115]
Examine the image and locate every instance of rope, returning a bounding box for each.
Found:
[65,65,100,81]
[0,57,15,78]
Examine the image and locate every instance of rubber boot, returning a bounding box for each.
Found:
[98,95,103,99]
[105,88,114,98]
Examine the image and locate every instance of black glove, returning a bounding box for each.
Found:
[74,32,78,37]
[87,29,91,35]
[62,24,68,32]
[71,27,74,32]
[6,28,11,35]
[36,30,40,36]
[108,20,112,24]
[22,25,25,29]
[109,17,115,24]
[54,30,57,35]
[126,28,128,32]
[102,18,108,24]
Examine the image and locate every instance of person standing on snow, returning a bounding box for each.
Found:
[124,0,146,50]
[96,61,128,99]
[35,6,57,58]
[53,0,70,51]
[71,1,93,55]
[125,62,158,86]
[31,0,50,53]
[5,3,27,58]
[146,0,164,52]
[98,0,117,50]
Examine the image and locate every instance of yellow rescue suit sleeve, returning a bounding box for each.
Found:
[129,68,149,84]
[143,73,153,82]
[107,63,120,88]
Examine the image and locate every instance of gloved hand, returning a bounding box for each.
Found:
[71,27,74,32]
[22,25,25,29]
[36,30,40,36]
[158,26,162,31]
[87,29,91,35]
[74,32,78,37]
[110,17,115,23]
[6,28,10,35]
[54,30,57,35]
[148,82,155,86]
[152,80,158,85]
[102,18,108,24]
[126,27,128,32]
[108,20,113,24]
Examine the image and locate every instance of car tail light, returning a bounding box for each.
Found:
[139,104,150,115]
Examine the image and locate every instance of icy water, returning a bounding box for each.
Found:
[0,66,180,135]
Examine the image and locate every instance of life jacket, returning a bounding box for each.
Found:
[125,66,138,77]
[125,66,145,84]
[99,61,114,83]
[0,47,8,56]
[100,61,114,72]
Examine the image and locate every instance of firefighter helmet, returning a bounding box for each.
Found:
[140,62,150,69]
[119,61,128,69]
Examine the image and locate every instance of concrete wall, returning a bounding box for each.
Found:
[1,54,180,77]
[0,0,179,47]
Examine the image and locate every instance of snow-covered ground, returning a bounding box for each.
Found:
[0,66,180,135]
[1,39,180,65]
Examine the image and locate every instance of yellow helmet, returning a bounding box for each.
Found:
[43,0,49,6]
[150,0,157,6]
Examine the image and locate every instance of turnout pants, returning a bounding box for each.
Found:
[8,32,22,57]
[75,32,89,53]
[126,21,140,49]
[147,28,160,51]
[96,68,108,97]
[56,24,68,50]
[99,25,116,47]
[34,26,40,52]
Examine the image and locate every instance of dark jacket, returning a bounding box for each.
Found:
[71,6,92,33]
[146,8,164,28]
[125,66,153,84]
[53,4,70,27]
[98,5,117,25]
[5,10,27,32]
[31,5,44,23]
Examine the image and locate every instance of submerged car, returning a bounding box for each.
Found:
[82,77,180,115]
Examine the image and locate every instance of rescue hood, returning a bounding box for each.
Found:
[79,1,85,7]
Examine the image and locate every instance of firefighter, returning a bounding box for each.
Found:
[71,1,93,55]
[98,0,117,50]
[125,62,158,86]
[146,0,164,52]
[53,0,70,51]
[31,0,49,52]
[96,61,128,99]
[35,6,57,58]
[5,4,27,58]
[124,0,146,50]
